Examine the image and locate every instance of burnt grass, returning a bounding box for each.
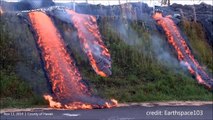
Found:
[0,13,212,108]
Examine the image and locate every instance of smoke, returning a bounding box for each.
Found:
[51,9,71,22]
[111,19,141,46]
[151,35,180,68]
[153,12,213,88]
[47,8,112,76]
[51,9,107,55]
[27,11,118,108]
[47,4,193,74]
[109,14,183,70]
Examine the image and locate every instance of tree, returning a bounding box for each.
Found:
[160,0,170,6]
[168,0,170,6]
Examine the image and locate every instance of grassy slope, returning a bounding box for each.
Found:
[0,71,46,108]
[0,14,46,108]
[180,20,213,73]
[78,18,212,102]
[0,15,212,108]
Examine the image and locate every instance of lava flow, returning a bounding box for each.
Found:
[0,6,3,15]
[66,10,111,77]
[153,12,213,89]
[28,11,117,109]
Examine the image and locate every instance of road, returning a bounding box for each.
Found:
[1,102,212,120]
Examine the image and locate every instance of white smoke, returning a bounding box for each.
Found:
[151,35,180,68]
[111,19,141,46]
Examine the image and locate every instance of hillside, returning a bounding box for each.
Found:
[0,2,212,108]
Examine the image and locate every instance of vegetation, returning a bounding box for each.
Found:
[0,71,46,108]
[0,14,46,108]
[79,18,213,102]
[180,20,213,73]
[0,14,212,108]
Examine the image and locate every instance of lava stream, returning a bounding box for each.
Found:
[0,6,3,15]
[153,12,213,89]
[66,10,111,77]
[28,11,117,109]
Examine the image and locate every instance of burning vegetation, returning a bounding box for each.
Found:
[66,10,112,77]
[28,11,117,109]
[153,12,213,89]
[1,2,212,109]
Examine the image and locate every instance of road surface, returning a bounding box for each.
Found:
[1,102,212,120]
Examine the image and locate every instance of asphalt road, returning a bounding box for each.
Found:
[1,103,212,120]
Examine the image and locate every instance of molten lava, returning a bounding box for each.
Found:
[153,12,213,89]
[28,11,117,109]
[0,6,3,15]
[66,10,111,77]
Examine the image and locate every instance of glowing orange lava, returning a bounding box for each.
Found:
[153,12,212,89]
[0,6,3,15]
[28,11,117,109]
[66,10,111,77]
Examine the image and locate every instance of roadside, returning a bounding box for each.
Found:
[1,101,212,113]
[1,101,212,120]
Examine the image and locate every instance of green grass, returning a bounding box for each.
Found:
[0,15,212,109]
[0,70,46,108]
[0,14,46,108]
[88,74,212,102]
[77,18,213,102]
[0,97,46,108]
[180,20,213,72]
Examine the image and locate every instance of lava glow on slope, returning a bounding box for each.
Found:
[28,11,117,109]
[66,9,111,77]
[153,12,213,89]
[0,6,3,15]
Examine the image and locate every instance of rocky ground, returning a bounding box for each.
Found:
[1,1,212,47]
[170,3,213,47]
